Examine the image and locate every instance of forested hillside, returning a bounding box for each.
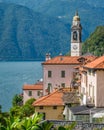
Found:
[1,0,103,34]
[0,0,103,60]
[0,3,70,61]
[82,26,104,56]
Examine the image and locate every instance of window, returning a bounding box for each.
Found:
[92,70,95,76]
[37,91,40,96]
[88,69,91,75]
[73,31,77,40]
[28,91,32,96]
[39,106,43,109]
[61,71,65,78]
[61,83,65,88]
[53,106,57,109]
[47,83,52,93]
[48,71,52,78]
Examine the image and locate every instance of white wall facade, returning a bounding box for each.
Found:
[81,69,104,107]
[87,70,97,105]
[81,72,87,94]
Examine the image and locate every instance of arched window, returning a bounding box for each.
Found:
[73,31,77,40]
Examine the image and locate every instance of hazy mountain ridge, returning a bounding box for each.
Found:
[0,3,70,60]
[0,1,103,60]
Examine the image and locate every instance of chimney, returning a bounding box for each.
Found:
[45,53,51,61]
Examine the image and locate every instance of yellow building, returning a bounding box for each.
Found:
[33,89,64,120]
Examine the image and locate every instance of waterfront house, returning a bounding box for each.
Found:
[23,81,43,104]
[42,55,81,95]
[33,88,64,120]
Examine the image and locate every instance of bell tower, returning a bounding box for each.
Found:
[71,11,82,56]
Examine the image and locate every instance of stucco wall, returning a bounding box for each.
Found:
[43,64,78,95]
[87,70,97,105]
[96,70,104,107]
[81,72,87,94]
[23,90,42,104]
[35,106,64,120]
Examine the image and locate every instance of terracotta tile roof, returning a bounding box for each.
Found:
[23,81,43,90]
[84,56,104,69]
[42,56,81,65]
[78,56,97,64]
[42,55,96,65]
[33,89,64,106]
[33,88,80,106]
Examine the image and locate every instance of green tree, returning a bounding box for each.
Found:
[20,98,35,117]
[10,98,35,118]
[10,106,21,117]
[82,26,104,56]
[12,94,23,107]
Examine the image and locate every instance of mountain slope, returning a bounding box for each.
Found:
[0,0,104,39]
[0,1,103,60]
[0,3,70,61]
[82,26,104,56]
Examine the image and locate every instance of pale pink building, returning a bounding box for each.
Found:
[42,55,86,95]
[23,81,43,104]
[81,56,104,107]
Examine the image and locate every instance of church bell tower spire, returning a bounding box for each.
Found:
[71,11,82,56]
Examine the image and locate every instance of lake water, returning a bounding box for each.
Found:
[0,61,42,112]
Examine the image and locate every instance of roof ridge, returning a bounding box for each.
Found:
[93,56,104,68]
[84,56,104,69]
[95,60,104,68]
[33,90,59,105]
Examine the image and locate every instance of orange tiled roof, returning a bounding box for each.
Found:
[23,82,43,90]
[42,55,96,65]
[33,89,64,106]
[42,56,81,65]
[84,56,104,69]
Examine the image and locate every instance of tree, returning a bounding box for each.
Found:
[12,94,23,107]
[20,98,35,117]
[82,26,104,56]
[10,98,35,118]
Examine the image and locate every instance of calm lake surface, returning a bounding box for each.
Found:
[0,61,42,112]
